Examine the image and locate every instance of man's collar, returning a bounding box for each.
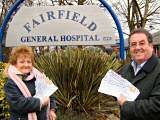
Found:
[142,55,158,73]
[131,55,158,73]
[131,60,146,68]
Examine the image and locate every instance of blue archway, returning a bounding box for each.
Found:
[0,0,125,61]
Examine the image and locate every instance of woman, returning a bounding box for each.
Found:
[4,45,57,120]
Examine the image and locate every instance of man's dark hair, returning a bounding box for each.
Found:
[129,28,153,43]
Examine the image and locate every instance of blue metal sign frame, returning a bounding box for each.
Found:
[0,0,125,61]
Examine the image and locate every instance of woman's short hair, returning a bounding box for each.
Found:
[9,45,35,65]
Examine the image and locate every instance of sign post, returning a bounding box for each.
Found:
[99,0,125,60]
[0,0,25,61]
[0,0,125,61]
[5,6,115,46]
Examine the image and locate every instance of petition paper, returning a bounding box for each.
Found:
[98,69,140,101]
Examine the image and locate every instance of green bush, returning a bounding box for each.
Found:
[0,62,9,119]
[35,48,121,114]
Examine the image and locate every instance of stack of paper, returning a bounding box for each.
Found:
[34,74,58,98]
[98,69,140,101]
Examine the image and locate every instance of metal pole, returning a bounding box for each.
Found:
[99,0,125,60]
[0,0,25,61]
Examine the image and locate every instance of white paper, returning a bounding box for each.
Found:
[34,74,58,98]
[98,69,140,101]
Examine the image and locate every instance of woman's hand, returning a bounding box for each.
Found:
[42,96,50,106]
[49,109,56,120]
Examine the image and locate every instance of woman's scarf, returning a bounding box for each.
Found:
[7,65,48,120]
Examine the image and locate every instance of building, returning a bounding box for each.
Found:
[152,31,160,57]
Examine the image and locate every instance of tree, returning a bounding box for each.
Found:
[110,0,160,34]
[0,0,34,25]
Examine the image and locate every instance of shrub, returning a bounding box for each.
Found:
[35,48,121,114]
[0,62,9,119]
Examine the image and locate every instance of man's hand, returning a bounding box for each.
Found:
[118,94,126,106]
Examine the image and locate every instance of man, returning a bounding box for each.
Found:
[118,28,160,120]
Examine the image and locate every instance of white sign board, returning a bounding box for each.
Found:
[6,5,115,46]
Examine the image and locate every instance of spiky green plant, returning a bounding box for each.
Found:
[35,48,121,113]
